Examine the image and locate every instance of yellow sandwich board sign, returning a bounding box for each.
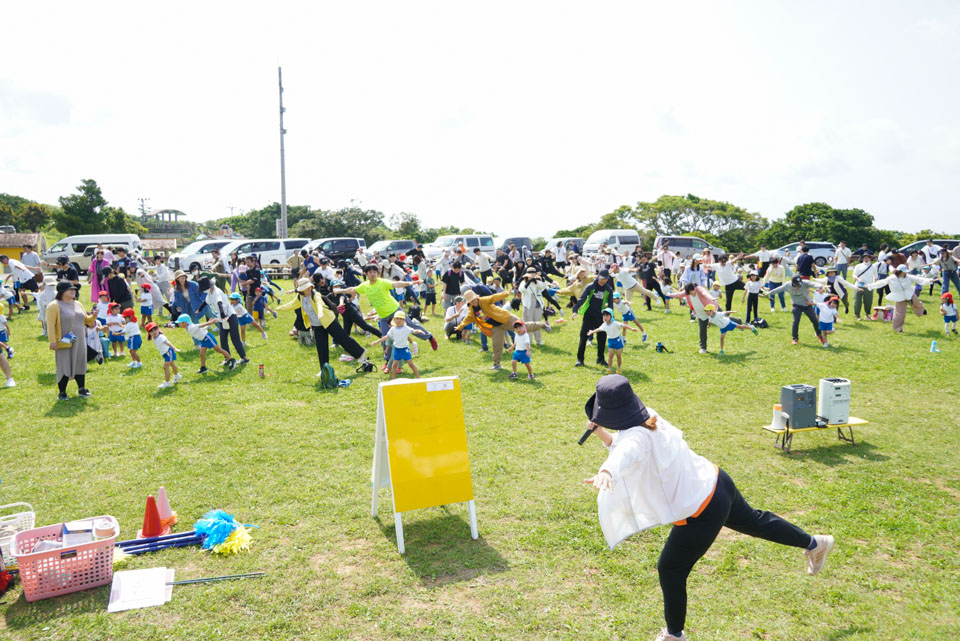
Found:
[370,376,478,553]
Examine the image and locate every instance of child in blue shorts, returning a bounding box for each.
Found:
[510,320,534,380]
[816,296,840,348]
[941,293,958,336]
[105,302,125,357]
[177,313,232,373]
[587,308,638,374]
[230,292,267,343]
[121,308,143,368]
[251,287,277,325]
[704,303,758,354]
[612,292,647,343]
[0,313,12,359]
[147,322,181,388]
[138,283,154,327]
[370,311,419,380]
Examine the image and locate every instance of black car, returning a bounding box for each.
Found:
[497,236,533,253]
[306,237,367,262]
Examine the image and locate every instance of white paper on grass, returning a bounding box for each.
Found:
[107,567,174,612]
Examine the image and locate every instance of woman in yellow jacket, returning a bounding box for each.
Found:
[46,281,97,400]
[556,268,590,319]
[456,289,551,370]
[278,278,371,376]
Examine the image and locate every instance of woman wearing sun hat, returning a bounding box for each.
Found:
[866,264,934,332]
[46,281,98,400]
[582,375,834,641]
[278,277,372,376]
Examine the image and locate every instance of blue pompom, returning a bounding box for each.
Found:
[194,509,241,549]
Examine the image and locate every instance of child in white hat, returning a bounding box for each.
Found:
[370,311,419,379]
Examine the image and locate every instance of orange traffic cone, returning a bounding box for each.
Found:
[157,486,178,529]
[137,494,171,539]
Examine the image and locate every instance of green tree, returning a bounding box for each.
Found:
[757,203,896,249]
[630,194,767,252]
[290,207,390,242]
[55,179,108,234]
[15,202,51,232]
[0,203,14,228]
[0,193,31,213]
[102,206,148,234]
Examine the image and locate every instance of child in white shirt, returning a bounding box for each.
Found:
[703,304,757,355]
[0,313,11,359]
[229,293,267,343]
[176,314,232,373]
[95,290,110,327]
[370,312,419,379]
[941,293,958,336]
[0,283,22,316]
[816,296,841,348]
[121,309,143,368]
[138,283,154,327]
[105,303,125,357]
[586,308,638,374]
[741,271,764,324]
[612,292,647,342]
[147,322,182,388]
[510,320,534,380]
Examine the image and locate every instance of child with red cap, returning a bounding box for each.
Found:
[138,282,154,327]
[105,302,125,357]
[121,308,143,368]
[941,293,958,336]
[146,322,181,388]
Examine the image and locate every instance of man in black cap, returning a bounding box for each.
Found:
[573,269,615,367]
[581,375,835,641]
[56,256,81,293]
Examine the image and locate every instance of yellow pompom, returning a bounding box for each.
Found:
[211,524,252,555]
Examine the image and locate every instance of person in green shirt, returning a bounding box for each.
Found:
[334,264,437,359]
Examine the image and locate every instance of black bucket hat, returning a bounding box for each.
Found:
[791,275,803,287]
[583,374,650,430]
[197,277,211,293]
[597,269,611,280]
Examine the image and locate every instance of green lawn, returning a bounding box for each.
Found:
[1,283,959,640]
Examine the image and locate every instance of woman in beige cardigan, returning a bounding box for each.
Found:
[46,281,97,400]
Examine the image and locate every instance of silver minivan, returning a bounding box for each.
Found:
[582,229,642,256]
[653,235,725,260]
[217,238,311,266]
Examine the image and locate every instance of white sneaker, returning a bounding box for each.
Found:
[654,630,687,641]
[804,534,835,575]
[699,348,707,354]
[173,374,183,383]
[126,362,135,368]
[158,381,173,389]
[5,378,14,388]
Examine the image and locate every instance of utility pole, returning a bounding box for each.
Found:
[278,66,288,239]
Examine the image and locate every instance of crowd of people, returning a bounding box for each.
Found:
[1,236,958,397]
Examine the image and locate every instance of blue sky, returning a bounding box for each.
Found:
[2,1,958,237]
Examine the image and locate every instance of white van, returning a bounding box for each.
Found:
[582,229,642,256]
[543,237,585,255]
[216,238,311,266]
[424,234,495,260]
[167,239,233,272]
[45,234,142,268]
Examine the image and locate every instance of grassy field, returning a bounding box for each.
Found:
[1,281,959,640]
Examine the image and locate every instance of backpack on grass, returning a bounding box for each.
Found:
[319,362,339,389]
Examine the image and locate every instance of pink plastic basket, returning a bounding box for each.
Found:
[12,515,119,602]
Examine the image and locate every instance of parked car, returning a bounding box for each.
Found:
[423,234,496,260]
[772,241,836,267]
[898,239,960,259]
[217,238,311,266]
[495,236,533,253]
[653,235,725,260]
[366,239,418,259]
[582,229,642,256]
[45,234,142,273]
[166,240,232,272]
[543,237,585,255]
[304,237,367,262]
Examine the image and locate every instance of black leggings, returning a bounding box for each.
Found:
[724,280,745,311]
[745,292,759,323]
[312,321,366,366]
[577,314,605,363]
[342,307,381,337]
[657,469,811,635]
[58,374,86,393]
[219,315,247,359]
[643,279,666,310]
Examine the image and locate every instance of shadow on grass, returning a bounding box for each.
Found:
[44,397,96,417]
[36,372,57,385]
[375,511,508,587]
[3,585,108,628]
[787,440,889,466]
[825,625,873,640]
[705,350,756,362]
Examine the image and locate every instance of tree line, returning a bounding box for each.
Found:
[5,180,956,253]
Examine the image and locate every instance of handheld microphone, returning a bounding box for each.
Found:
[578,423,597,445]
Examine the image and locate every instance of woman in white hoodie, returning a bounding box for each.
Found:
[582,375,834,641]
[866,264,934,332]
